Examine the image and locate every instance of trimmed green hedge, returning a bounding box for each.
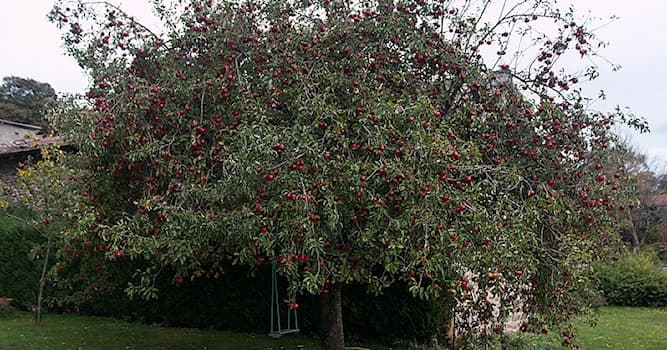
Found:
[58,262,445,343]
[0,196,443,341]
[0,209,43,310]
[0,209,445,343]
[595,250,667,307]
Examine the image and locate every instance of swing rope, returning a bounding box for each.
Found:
[269,261,299,338]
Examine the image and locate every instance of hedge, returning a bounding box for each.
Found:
[58,261,446,343]
[595,249,667,307]
[1,209,446,342]
[0,208,43,310]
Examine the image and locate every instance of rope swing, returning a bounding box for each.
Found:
[269,261,299,338]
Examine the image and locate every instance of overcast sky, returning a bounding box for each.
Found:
[1,1,666,170]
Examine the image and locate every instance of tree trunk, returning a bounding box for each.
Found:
[626,208,641,252]
[320,284,344,350]
[35,244,50,326]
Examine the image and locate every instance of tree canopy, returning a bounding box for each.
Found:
[0,76,57,128]
[43,1,647,348]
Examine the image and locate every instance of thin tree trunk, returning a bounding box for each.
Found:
[320,284,344,350]
[35,244,50,326]
[627,208,641,251]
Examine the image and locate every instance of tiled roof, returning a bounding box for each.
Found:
[0,134,65,156]
[0,118,42,130]
[0,119,67,156]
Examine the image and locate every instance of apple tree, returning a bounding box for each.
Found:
[47,0,646,348]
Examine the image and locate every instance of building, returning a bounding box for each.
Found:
[0,119,64,203]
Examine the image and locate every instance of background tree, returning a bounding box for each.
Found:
[603,141,667,249]
[12,147,84,325]
[623,150,663,248]
[0,76,57,129]
[46,1,647,348]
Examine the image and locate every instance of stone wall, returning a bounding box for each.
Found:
[0,155,28,205]
[451,270,528,341]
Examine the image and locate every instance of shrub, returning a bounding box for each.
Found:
[595,249,667,307]
[0,208,43,310]
[0,304,15,318]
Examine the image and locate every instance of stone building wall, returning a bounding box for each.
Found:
[0,121,41,146]
[0,156,27,205]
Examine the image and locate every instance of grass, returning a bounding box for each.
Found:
[0,311,323,350]
[500,306,667,350]
[568,306,667,350]
[0,307,665,349]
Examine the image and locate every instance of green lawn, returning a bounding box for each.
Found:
[0,307,665,349]
[569,307,667,350]
[506,306,667,350]
[0,312,324,350]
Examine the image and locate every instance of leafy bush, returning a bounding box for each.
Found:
[0,304,15,318]
[595,250,667,307]
[0,208,43,310]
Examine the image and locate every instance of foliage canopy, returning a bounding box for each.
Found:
[43,0,648,347]
[0,76,57,128]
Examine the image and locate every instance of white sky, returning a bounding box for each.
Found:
[1,0,666,170]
